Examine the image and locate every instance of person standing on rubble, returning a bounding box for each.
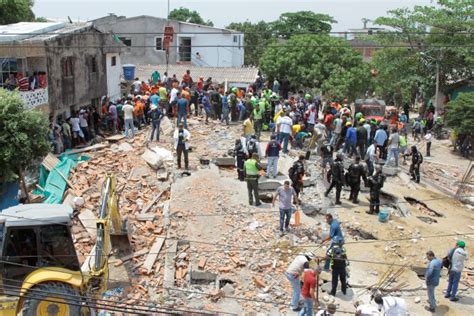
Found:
[329,240,348,296]
[347,156,367,204]
[299,261,321,316]
[272,180,298,236]
[321,213,345,270]
[176,93,189,129]
[445,240,468,302]
[244,153,263,206]
[324,153,345,205]
[234,139,246,181]
[284,252,316,312]
[265,135,281,178]
[148,105,164,142]
[174,123,191,170]
[289,155,305,201]
[406,145,423,183]
[123,101,135,139]
[425,250,442,312]
[365,166,385,215]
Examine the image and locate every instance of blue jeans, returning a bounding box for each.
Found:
[266,156,279,178]
[343,142,357,156]
[221,108,230,125]
[427,285,437,309]
[124,118,134,138]
[279,208,291,231]
[298,297,313,316]
[446,270,461,298]
[329,132,339,146]
[385,147,399,167]
[279,132,290,153]
[177,112,188,129]
[284,272,301,309]
[150,120,161,141]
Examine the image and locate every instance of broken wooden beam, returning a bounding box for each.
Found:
[142,236,165,274]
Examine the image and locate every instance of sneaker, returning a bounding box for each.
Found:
[424,306,435,313]
[444,294,451,298]
[256,202,262,207]
[279,231,284,237]
[450,297,459,302]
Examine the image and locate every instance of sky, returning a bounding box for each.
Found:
[33,0,435,31]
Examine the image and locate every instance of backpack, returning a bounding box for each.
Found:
[247,139,257,154]
[442,248,455,269]
[288,166,297,181]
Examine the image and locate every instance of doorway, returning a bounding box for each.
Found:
[179,37,192,62]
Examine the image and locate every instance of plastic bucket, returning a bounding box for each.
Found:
[123,64,136,81]
[378,208,390,223]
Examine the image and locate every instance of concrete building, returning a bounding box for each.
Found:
[93,14,244,68]
[0,22,123,118]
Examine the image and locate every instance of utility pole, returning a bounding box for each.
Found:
[435,61,440,117]
[166,0,170,74]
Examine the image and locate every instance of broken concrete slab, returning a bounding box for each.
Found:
[142,149,163,170]
[215,157,235,166]
[160,117,173,136]
[190,270,217,283]
[118,142,133,152]
[136,214,157,221]
[258,179,283,190]
[382,166,400,176]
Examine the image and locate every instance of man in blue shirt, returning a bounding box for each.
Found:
[374,126,388,159]
[202,91,211,124]
[425,250,442,312]
[221,92,230,125]
[344,122,357,157]
[176,93,189,129]
[321,213,344,270]
[150,92,160,107]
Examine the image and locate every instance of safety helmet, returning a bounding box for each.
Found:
[305,93,312,100]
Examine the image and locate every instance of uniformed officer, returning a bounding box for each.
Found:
[366,166,386,214]
[347,156,367,204]
[244,153,263,206]
[325,153,345,205]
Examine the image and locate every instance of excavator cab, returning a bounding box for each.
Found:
[0,175,131,315]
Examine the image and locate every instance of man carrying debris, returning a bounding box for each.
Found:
[329,240,348,296]
[365,166,386,215]
[324,153,345,205]
[273,180,298,236]
[373,294,407,316]
[174,123,191,170]
[405,145,423,183]
[445,240,468,302]
[425,250,442,312]
[284,252,316,312]
[347,156,367,204]
[244,153,263,206]
[289,155,306,200]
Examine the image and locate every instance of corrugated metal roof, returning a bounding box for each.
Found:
[136,64,258,85]
[0,22,92,43]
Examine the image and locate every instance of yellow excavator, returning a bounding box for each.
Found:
[0,175,130,315]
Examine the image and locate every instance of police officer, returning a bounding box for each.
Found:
[244,153,263,206]
[289,155,305,200]
[325,153,345,205]
[347,156,367,204]
[328,241,348,296]
[366,166,386,214]
[234,139,246,181]
[406,145,423,183]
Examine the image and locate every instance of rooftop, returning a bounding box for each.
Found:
[0,21,92,43]
[136,64,258,85]
[0,203,73,227]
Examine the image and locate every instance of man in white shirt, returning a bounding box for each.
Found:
[384,128,400,167]
[330,114,342,147]
[79,109,90,141]
[284,252,315,311]
[425,130,432,157]
[122,101,135,139]
[374,295,407,316]
[170,86,180,116]
[445,240,468,301]
[276,112,293,154]
[132,78,141,95]
[366,140,377,176]
[69,113,84,146]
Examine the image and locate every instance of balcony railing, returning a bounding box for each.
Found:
[19,88,48,110]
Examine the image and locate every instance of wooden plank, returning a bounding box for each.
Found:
[141,190,166,214]
[163,240,178,287]
[78,209,98,240]
[42,153,60,171]
[119,248,148,263]
[64,143,109,155]
[143,236,165,274]
[106,135,126,142]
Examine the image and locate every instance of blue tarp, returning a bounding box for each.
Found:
[0,181,20,211]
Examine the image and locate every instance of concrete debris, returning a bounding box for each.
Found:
[118,142,133,152]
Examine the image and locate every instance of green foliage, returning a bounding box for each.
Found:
[445,92,474,134]
[227,11,335,66]
[373,0,474,104]
[35,16,48,22]
[270,11,335,39]
[0,90,50,181]
[226,21,274,66]
[169,7,213,26]
[0,0,35,25]
[260,35,371,100]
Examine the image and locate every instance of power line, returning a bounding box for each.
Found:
[1,31,473,35]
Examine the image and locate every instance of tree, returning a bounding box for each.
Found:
[260,35,371,100]
[270,11,336,38]
[226,21,273,66]
[35,17,48,22]
[0,90,50,183]
[445,92,474,134]
[169,7,213,26]
[373,0,474,106]
[0,0,35,25]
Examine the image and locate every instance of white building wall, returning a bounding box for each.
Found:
[178,24,244,67]
[106,53,122,101]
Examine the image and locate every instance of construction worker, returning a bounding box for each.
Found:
[284,252,316,311]
[329,241,348,296]
[324,153,345,205]
[244,153,263,206]
[347,156,367,204]
[406,145,423,183]
[366,166,386,215]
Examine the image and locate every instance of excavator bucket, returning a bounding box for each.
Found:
[110,218,132,257]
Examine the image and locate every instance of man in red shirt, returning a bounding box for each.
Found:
[299,261,320,315]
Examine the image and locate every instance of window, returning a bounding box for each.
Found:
[90,56,97,73]
[119,37,132,46]
[39,225,80,270]
[155,37,164,51]
[62,57,74,77]
[111,56,117,66]
[233,35,238,43]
